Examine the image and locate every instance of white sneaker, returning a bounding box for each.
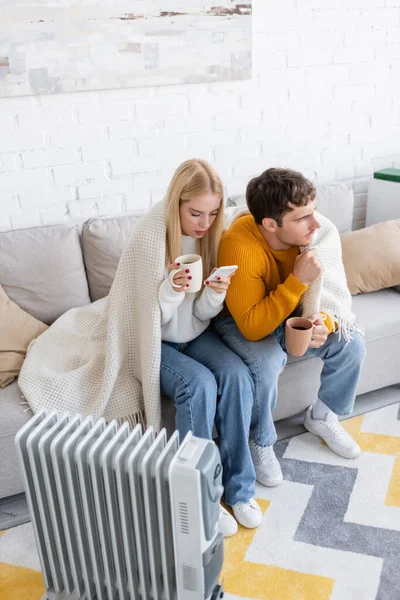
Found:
[249,439,283,487]
[232,498,262,529]
[218,505,238,537]
[304,406,361,459]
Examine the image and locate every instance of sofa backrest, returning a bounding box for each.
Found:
[314,184,354,233]
[0,183,355,319]
[0,224,90,324]
[81,183,354,301]
[82,214,143,301]
[228,183,354,234]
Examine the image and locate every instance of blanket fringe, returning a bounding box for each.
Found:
[332,315,365,343]
[20,400,33,414]
[116,409,147,431]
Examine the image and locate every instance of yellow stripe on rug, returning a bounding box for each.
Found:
[341,414,400,507]
[0,562,44,600]
[386,456,400,507]
[221,500,335,600]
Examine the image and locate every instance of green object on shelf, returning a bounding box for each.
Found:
[373,168,400,183]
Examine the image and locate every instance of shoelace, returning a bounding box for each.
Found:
[234,498,257,515]
[325,415,349,441]
[252,442,276,464]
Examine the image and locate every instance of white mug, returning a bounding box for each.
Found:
[169,254,203,293]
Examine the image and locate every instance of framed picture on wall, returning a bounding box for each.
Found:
[0,1,252,97]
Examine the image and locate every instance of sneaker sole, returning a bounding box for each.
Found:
[220,525,238,537]
[233,513,263,529]
[304,422,361,460]
[256,475,283,487]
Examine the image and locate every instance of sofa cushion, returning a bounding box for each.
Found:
[0,381,32,498]
[82,214,142,301]
[352,289,400,394]
[341,219,400,295]
[353,288,400,341]
[315,184,354,234]
[0,225,90,324]
[0,381,31,438]
[0,286,48,387]
[227,183,354,234]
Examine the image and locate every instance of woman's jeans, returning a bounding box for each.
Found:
[160,328,256,506]
[214,316,367,448]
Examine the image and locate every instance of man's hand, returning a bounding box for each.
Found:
[307,312,329,348]
[293,249,323,286]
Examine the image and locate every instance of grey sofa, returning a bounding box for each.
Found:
[1,183,400,500]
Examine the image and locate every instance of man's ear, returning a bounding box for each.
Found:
[261,216,278,233]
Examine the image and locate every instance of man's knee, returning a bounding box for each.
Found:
[215,317,286,379]
[347,332,367,364]
[250,341,287,379]
[330,331,366,366]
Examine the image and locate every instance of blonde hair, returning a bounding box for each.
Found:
[165,159,224,279]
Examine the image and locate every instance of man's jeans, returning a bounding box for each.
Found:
[160,327,256,506]
[214,316,367,447]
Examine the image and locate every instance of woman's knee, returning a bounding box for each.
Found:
[218,357,255,397]
[176,364,217,405]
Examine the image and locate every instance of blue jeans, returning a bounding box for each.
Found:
[160,328,256,505]
[213,316,367,447]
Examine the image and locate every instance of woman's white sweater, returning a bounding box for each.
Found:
[158,236,225,343]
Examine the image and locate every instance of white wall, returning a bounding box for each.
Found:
[1,0,400,232]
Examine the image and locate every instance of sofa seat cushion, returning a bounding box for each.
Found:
[0,380,31,438]
[353,288,400,340]
[82,214,142,301]
[0,225,90,324]
[353,289,400,395]
[0,381,31,498]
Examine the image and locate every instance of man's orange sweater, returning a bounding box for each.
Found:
[219,215,333,341]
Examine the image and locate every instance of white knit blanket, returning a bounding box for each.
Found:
[300,212,363,342]
[19,201,167,430]
[225,207,362,342]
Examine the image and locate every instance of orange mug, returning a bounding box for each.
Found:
[285,317,313,356]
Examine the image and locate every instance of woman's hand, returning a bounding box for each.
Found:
[167,262,191,292]
[204,268,234,294]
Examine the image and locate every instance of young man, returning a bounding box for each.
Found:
[215,168,366,487]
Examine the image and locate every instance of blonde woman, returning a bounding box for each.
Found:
[158,159,262,534]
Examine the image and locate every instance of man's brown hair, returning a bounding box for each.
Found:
[246,168,316,226]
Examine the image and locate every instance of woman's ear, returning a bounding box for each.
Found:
[261,216,278,233]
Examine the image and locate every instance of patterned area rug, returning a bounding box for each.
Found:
[1,402,399,600]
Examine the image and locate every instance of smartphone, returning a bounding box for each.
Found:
[207,265,238,282]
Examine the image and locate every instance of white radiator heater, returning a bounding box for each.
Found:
[15,411,225,600]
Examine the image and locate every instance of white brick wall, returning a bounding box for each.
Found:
[1,1,400,232]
